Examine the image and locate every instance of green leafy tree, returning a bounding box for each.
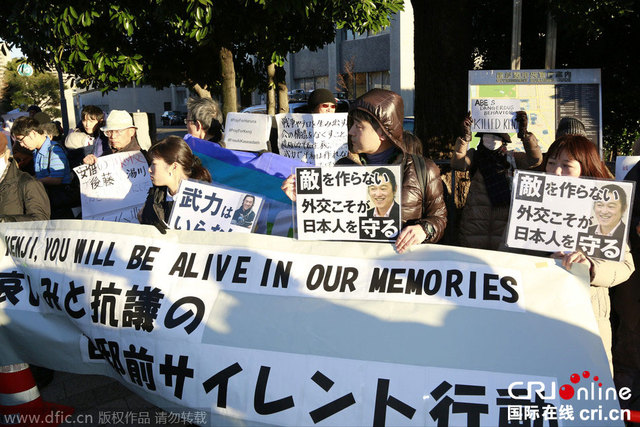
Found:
[1,58,60,116]
[0,0,402,117]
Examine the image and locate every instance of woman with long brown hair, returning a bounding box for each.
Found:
[138,136,211,232]
[544,134,633,371]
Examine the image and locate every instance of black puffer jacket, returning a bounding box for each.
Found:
[338,89,447,243]
[0,158,51,222]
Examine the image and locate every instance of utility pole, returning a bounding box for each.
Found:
[511,0,522,70]
[56,65,69,134]
[544,13,557,69]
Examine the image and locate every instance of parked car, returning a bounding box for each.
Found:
[240,102,308,114]
[161,111,185,126]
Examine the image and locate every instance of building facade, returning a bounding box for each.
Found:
[284,3,415,115]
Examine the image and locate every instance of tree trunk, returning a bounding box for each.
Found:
[192,83,212,98]
[412,0,473,158]
[275,65,288,114]
[219,46,237,118]
[266,63,276,116]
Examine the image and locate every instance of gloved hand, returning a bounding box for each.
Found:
[461,111,472,142]
[515,111,528,139]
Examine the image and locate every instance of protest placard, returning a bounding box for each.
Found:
[167,179,263,232]
[470,98,520,133]
[223,112,271,152]
[73,151,151,223]
[295,165,402,241]
[615,156,640,181]
[0,220,624,426]
[506,170,635,261]
[276,112,348,166]
[469,69,602,152]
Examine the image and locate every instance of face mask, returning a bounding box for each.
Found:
[482,134,503,151]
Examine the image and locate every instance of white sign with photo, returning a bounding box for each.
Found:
[223,112,271,152]
[73,151,151,223]
[276,112,348,166]
[295,165,402,241]
[506,170,635,262]
[470,98,520,133]
[167,179,263,233]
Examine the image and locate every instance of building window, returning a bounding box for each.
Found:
[294,76,329,92]
[368,71,390,91]
[340,70,391,99]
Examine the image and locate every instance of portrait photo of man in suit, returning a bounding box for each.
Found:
[366,166,400,221]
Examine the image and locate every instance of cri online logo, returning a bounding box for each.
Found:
[559,371,602,400]
[508,371,630,401]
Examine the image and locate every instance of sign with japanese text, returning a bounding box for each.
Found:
[276,113,348,166]
[470,98,520,133]
[469,69,602,153]
[223,112,271,152]
[506,171,634,261]
[73,151,151,223]
[615,156,640,181]
[0,220,622,425]
[295,165,402,241]
[167,179,263,233]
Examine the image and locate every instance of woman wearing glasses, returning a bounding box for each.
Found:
[82,110,142,165]
[307,88,337,114]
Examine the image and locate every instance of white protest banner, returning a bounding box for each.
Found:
[507,170,635,261]
[0,221,625,426]
[223,112,271,152]
[615,156,640,181]
[470,98,520,133]
[73,151,151,223]
[295,165,402,241]
[167,179,263,232]
[276,112,348,166]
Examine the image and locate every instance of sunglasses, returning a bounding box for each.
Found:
[320,103,336,110]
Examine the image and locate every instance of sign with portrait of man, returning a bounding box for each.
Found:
[295,165,402,241]
[506,170,635,262]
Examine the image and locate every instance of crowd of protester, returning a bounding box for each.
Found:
[2,88,640,413]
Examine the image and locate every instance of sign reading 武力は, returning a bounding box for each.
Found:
[295,165,402,241]
[276,112,348,166]
[167,179,263,233]
[506,170,635,262]
[471,98,521,133]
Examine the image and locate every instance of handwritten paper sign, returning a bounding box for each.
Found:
[73,151,151,223]
[168,179,263,232]
[295,165,402,241]
[506,170,634,261]
[471,98,520,133]
[276,112,348,166]
[223,112,271,152]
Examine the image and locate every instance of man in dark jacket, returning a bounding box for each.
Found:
[0,132,50,222]
[283,88,447,253]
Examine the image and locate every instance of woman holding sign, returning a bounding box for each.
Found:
[138,136,212,233]
[543,134,633,371]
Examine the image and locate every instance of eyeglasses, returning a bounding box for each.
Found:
[104,129,127,136]
[13,134,28,143]
[184,118,197,125]
[320,104,336,110]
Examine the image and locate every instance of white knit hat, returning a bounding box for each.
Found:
[102,110,137,132]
